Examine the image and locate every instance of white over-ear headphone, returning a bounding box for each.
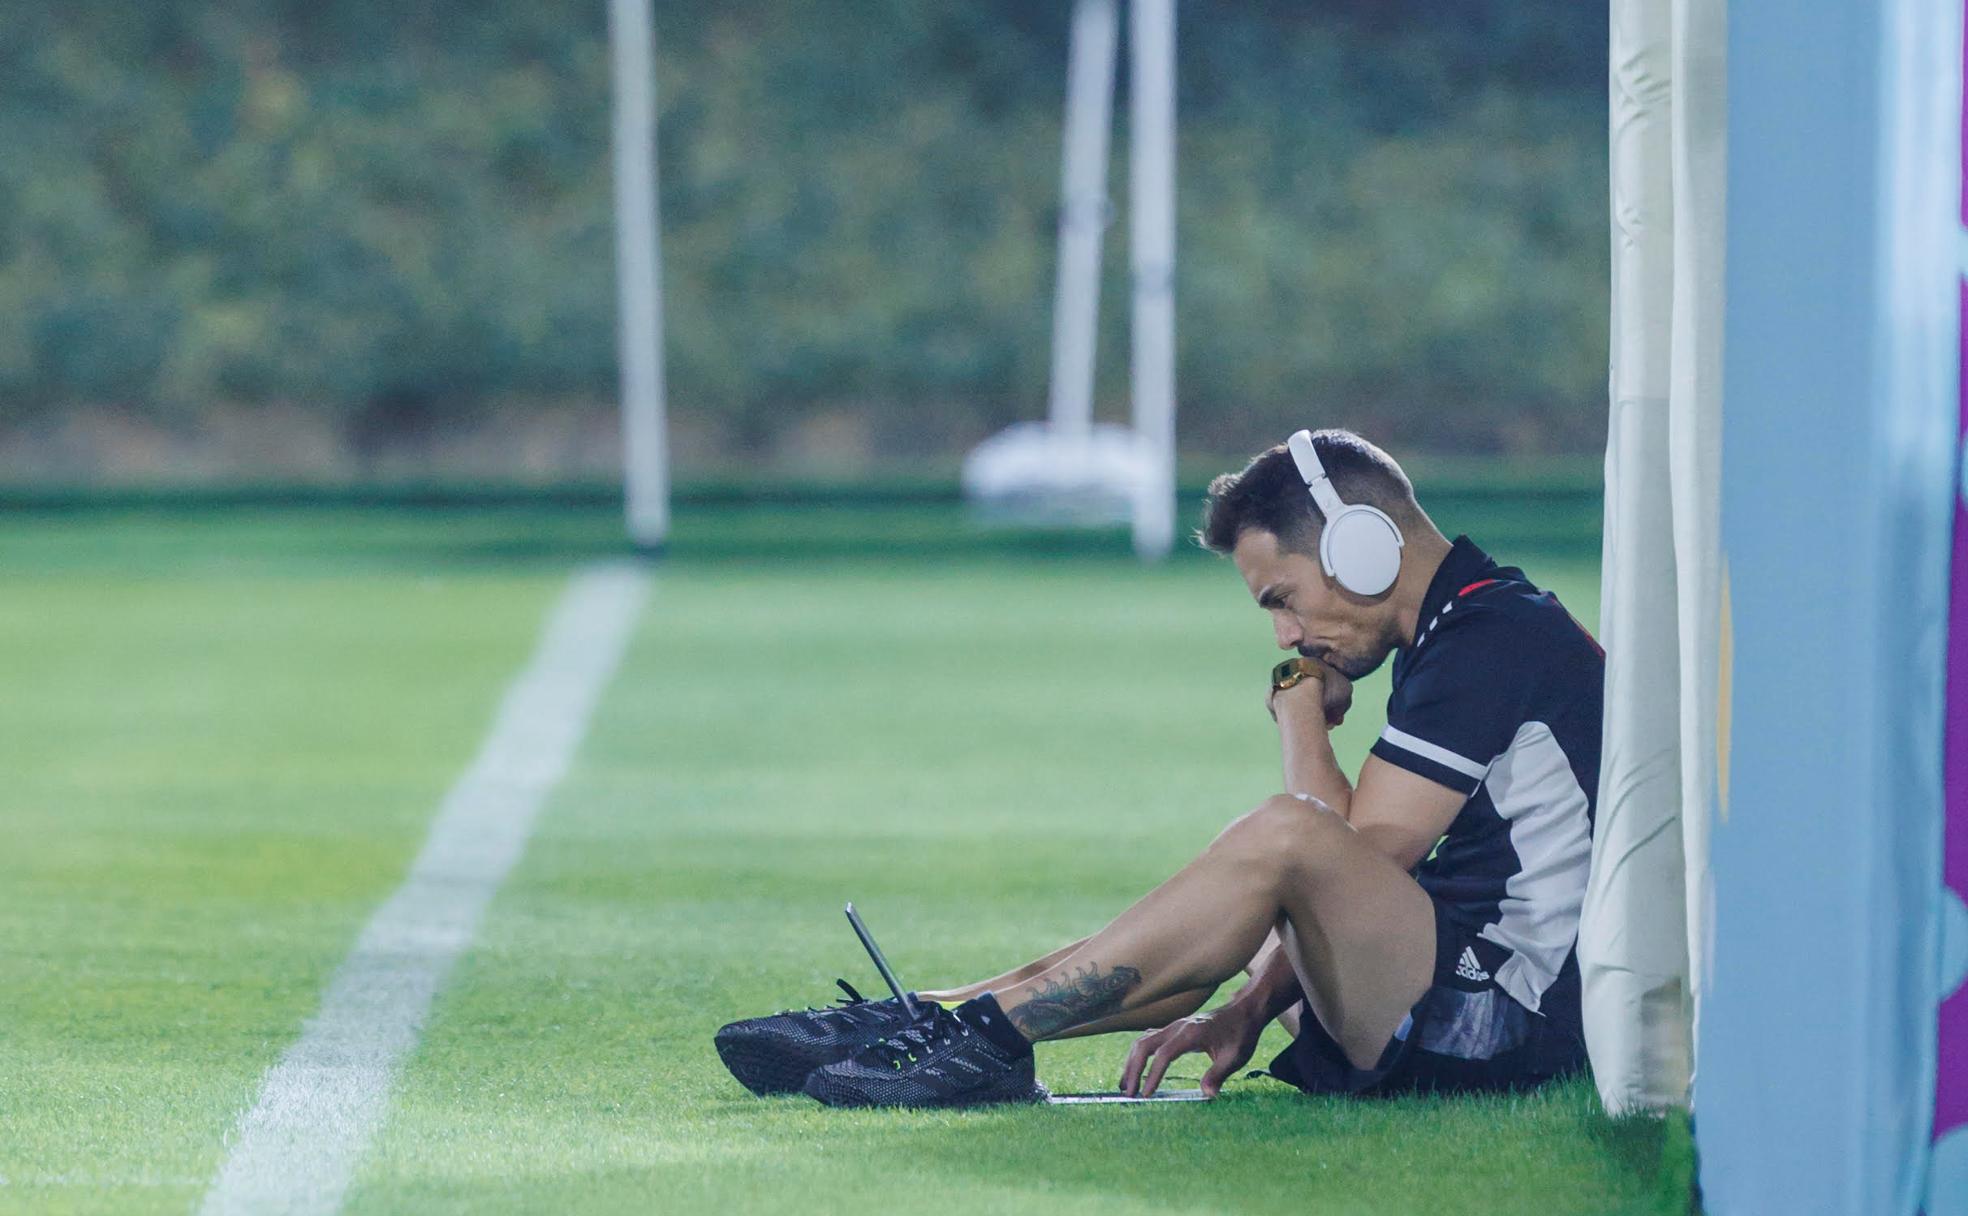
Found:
[1286,429,1405,597]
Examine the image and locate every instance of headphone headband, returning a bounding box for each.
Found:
[1286,430,1346,520]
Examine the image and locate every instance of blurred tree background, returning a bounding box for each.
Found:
[0,0,1607,484]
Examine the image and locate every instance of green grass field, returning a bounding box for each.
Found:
[0,500,1689,1215]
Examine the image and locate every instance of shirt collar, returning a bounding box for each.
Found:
[1410,535,1498,650]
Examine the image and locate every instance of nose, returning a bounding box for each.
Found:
[1271,612,1302,650]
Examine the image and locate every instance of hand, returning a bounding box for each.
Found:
[1269,660,1353,728]
[1316,664,1354,727]
[1117,1006,1264,1099]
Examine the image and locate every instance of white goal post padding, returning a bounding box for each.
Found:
[1580,0,1724,1117]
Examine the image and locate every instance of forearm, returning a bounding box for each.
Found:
[1222,948,1304,1025]
[1277,702,1353,817]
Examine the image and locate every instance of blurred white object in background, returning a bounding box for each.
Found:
[609,0,670,551]
[963,0,1177,560]
[961,421,1151,527]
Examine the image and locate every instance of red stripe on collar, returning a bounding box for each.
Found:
[1457,578,1500,598]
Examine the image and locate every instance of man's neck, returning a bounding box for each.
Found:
[1390,529,1455,650]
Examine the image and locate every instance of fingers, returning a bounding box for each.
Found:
[1122,1023,1201,1097]
[1118,1029,1163,1097]
[1200,1054,1236,1099]
[1139,1037,1186,1098]
[1322,682,1353,727]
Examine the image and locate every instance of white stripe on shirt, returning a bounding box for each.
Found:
[1378,725,1490,780]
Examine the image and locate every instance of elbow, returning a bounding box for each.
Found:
[1288,788,1351,820]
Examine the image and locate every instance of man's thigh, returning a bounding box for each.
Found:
[1275,821,1436,1071]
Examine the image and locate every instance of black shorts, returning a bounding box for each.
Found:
[1264,899,1587,1097]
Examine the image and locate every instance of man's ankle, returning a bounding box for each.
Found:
[953,992,1033,1055]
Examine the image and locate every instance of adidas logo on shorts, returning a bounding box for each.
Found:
[1454,946,1491,983]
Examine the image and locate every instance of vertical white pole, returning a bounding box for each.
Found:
[1128,0,1177,560]
[1581,0,1691,1119]
[609,0,670,551]
[1045,0,1119,442]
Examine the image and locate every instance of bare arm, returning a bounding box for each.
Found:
[1345,756,1467,870]
[1266,663,1465,863]
[1224,946,1304,1024]
[1269,664,1356,816]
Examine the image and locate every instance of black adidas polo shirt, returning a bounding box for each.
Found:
[1368,536,1603,1016]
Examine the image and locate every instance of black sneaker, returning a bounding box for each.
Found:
[714,980,917,1095]
[802,1002,1046,1108]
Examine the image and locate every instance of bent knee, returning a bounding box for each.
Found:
[1210,793,1349,869]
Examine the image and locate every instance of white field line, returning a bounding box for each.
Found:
[198,562,649,1216]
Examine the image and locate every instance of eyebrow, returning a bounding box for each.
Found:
[1256,583,1291,610]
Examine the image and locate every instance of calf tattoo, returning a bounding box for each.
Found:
[1007,963,1143,1039]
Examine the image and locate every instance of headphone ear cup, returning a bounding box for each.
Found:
[1320,507,1404,597]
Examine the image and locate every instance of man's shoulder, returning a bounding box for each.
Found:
[1398,577,1603,706]
[1424,577,1599,660]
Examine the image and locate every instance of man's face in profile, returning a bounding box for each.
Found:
[1231,528,1393,681]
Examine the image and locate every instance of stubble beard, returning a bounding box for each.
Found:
[1302,619,1398,681]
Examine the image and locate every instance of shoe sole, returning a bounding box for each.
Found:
[803,1079,1051,1109]
[714,1029,827,1096]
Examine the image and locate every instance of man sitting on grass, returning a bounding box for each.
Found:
[716,429,1601,1107]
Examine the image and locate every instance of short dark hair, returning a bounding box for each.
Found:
[1197,429,1420,556]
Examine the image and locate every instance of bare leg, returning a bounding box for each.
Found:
[927,911,1292,1011]
[992,794,1434,1069]
[922,936,1218,1034]
[1050,986,1215,1038]
[925,862,1312,1032]
[920,938,1089,1004]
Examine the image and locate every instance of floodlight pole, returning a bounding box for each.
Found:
[609,0,670,551]
[1046,0,1119,443]
[1128,0,1177,560]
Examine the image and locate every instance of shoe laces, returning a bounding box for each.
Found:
[795,979,895,1028]
[866,1004,966,1069]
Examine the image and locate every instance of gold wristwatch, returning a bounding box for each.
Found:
[1270,656,1324,694]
